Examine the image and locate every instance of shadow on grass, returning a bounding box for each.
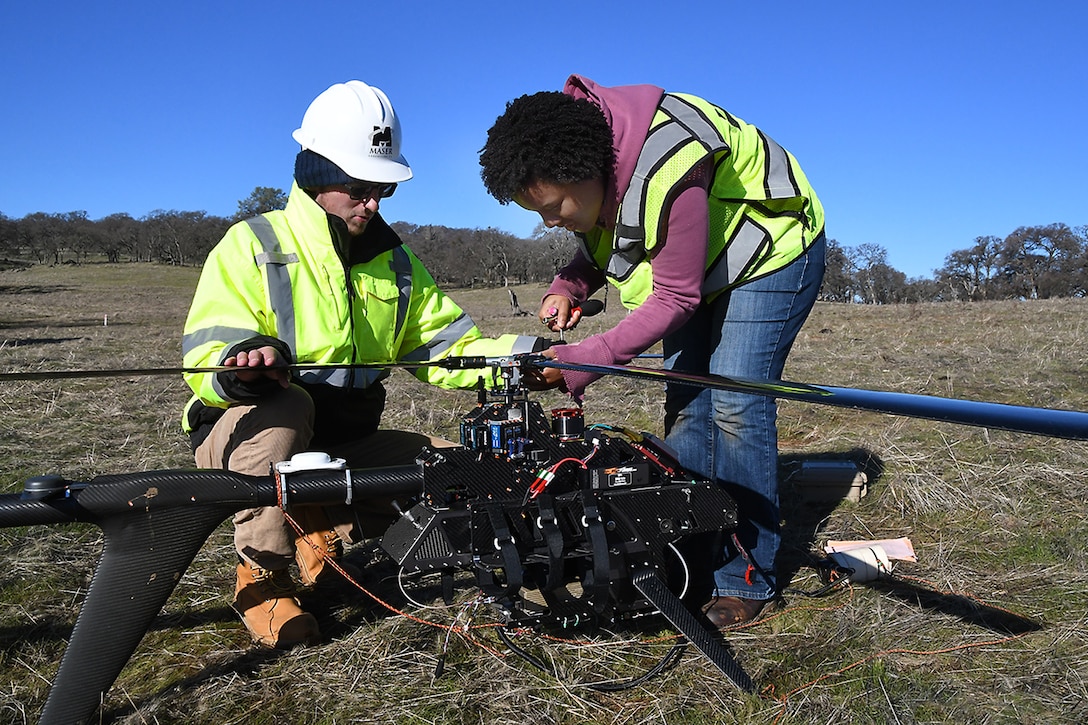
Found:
[869,578,1043,634]
[98,646,287,723]
[0,284,74,295]
[0,619,73,651]
[774,449,1041,635]
[100,590,395,722]
[777,447,885,589]
[147,604,240,632]
[0,336,84,345]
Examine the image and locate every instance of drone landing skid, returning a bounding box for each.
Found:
[630,568,755,693]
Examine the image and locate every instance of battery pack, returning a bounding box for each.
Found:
[584,462,651,489]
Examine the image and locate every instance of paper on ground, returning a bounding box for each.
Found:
[825,537,917,562]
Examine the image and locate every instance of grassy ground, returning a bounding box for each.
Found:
[1,263,1086,724]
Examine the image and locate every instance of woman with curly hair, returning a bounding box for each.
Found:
[479,75,826,626]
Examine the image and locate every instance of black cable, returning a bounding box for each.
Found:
[781,553,856,597]
[587,641,687,692]
[496,626,552,675]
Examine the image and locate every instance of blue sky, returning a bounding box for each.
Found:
[2,1,1085,279]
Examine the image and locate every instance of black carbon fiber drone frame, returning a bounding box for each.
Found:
[4,353,1088,723]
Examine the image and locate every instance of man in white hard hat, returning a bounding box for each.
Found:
[180,81,553,648]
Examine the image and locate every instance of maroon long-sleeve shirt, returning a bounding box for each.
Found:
[546,74,712,398]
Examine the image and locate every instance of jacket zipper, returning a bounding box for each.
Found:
[345,263,359,389]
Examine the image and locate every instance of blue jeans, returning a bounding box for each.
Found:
[663,236,825,600]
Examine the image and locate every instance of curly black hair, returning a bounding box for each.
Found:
[479,91,615,204]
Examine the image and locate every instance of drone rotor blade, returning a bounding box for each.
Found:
[0,361,441,383]
[535,360,1088,441]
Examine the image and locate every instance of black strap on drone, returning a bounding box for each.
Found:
[581,498,612,614]
[534,494,566,592]
[531,494,598,620]
[477,503,523,598]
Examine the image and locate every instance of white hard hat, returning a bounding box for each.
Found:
[292,81,412,184]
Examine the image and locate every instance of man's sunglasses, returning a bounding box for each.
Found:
[343,182,397,201]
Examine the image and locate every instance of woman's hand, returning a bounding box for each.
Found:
[538,295,583,333]
[522,346,565,390]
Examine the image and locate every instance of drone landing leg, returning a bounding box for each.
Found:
[40,505,233,724]
[630,568,755,693]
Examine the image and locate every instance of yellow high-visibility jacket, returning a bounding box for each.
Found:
[182,183,539,438]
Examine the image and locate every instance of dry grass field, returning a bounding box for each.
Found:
[1,263,1086,724]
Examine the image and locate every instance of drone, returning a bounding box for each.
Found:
[3,352,1088,724]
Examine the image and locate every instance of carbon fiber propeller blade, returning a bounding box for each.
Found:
[0,361,432,382]
[532,360,1088,441]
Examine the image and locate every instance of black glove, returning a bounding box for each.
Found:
[531,337,567,352]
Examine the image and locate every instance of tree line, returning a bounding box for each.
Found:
[822,223,1088,303]
[2,187,1085,303]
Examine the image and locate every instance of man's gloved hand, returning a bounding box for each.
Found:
[217,336,294,400]
[531,337,565,352]
[224,345,292,388]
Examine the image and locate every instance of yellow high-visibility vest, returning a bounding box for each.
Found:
[578,93,825,309]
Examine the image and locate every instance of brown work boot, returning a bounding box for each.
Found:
[702,596,772,629]
[233,562,321,648]
[293,507,362,589]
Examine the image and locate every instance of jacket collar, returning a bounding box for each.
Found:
[285,182,403,265]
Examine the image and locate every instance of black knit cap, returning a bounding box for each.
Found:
[294,149,355,189]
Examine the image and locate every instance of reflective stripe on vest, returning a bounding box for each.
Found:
[392,245,412,341]
[400,312,477,363]
[702,216,771,294]
[182,325,260,357]
[299,365,388,388]
[608,94,729,281]
[758,129,798,199]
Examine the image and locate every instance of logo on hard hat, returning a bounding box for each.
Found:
[370,125,393,155]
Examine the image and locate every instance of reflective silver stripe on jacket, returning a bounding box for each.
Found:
[181,325,260,357]
[297,365,389,388]
[391,246,412,340]
[610,94,728,281]
[757,129,799,199]
[254,251,299,265]
[246,216,298,353]
[400,313,477,363]
[702,216,770,293]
